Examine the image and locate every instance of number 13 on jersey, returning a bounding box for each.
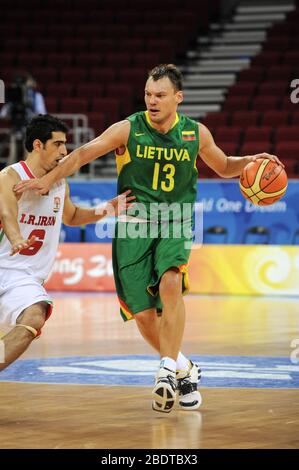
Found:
[152,163,176,192]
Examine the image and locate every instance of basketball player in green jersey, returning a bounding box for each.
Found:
[15,64,283,413]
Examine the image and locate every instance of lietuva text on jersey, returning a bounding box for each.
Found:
[136,145,191,162]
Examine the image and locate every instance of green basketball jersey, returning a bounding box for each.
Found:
[115,111,199,220]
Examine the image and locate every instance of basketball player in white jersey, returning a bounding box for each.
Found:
[0,114,134,371]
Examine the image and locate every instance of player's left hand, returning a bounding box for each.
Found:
[10,236,37,256]
[13,177,50,195]
[96,190,136,217]
[250,153,285,168]
[111,190,136,215]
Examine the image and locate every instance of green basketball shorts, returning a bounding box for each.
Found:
[112,219,192,321]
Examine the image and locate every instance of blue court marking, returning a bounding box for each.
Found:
[0,355,299,388]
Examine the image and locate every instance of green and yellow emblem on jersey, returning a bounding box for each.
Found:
[182,131,196,141]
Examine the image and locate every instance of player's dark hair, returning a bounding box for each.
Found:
[148,64,183,91]
[25,114,69,152]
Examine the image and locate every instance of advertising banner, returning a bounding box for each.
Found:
[199,180,299,245]
[46,243,299,296]
[67,179,299,245]
[46,243,114,291]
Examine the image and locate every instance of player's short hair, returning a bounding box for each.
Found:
[148,64,183,91]
[25,114,69,152]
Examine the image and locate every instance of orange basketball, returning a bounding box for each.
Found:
[239,158,288,206]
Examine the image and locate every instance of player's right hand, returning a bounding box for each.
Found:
[13,178,50,195]
[249,153,285,168]
[10,236,37,256]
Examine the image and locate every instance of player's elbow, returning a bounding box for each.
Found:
[63,206,79,226]
[73,148,87,172]
[0,207,11,221]
[63,218,75,226]
[63,214,77,227]
[216,170,232,178]
[212,164,231,178]
[215,157,237,178]
[79,144,99,167]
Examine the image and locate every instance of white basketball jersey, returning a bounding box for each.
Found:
[0,161,66,283]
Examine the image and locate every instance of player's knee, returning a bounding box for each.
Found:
[16,302,47,332]
[160,270,181,298]
[135,309,153,328]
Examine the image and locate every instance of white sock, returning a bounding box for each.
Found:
[176,352,190,371]
[160,356,176,373]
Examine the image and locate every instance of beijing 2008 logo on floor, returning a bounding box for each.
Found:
[0,354,299,389]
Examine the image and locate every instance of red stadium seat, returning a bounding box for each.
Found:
[262,111,290,127]
[282,51,299,64]
[146,39,175,61]
[276,142,299,160]
[75,53,103,68]
[75,84,105,99]
[89,98,120,123]
[47,25,74,38]
[85,11,115,25]
[280,158,298,177]
[290,111,299,125]
[262,37,290,52]
[0,25,19,39]
[240,141,272,155]
[88,67,116,84]
[46,83,74,99]
[264,65,293,81]
[281,96,299,111]
[60,39,89,54]
[115,11,143,23]
[119,68,147,90]
[243,126,272,142]
[197,161,218,178]
[275,126,299,142]
[89,38,117,53]
[0,53,17,67]
[143,11,172,24]
[121,38,145,53]
[31,39,58,54]
[227,82,257,97]
[21,25,47,38]
[214,127,242,143]
[267,22,295,37]
[216,142,239,155]
[237,67,265,83]
[202,112,230,128]
[45,97,59,113]
[251,51,282,67]
[46,53,73,68]
[101,25,130,38]
[133,53,161,68]
[133,25,160,39]
[87,112,107,135]
[106,84,134,116]
[251,96,280,111]
[60,98,89,114]
[223,96,249,111]
[32,67,58,84]
[59,68,88,84]
[231,111,260,127]
[17,53,44,68]
[257,81,288,95]
[104,52,132,68]
[3,38,30,53]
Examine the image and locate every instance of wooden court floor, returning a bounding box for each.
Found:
[0,293,299,449]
